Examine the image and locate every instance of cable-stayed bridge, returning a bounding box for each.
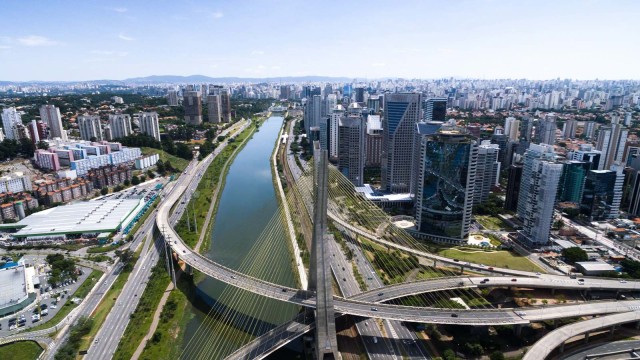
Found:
[156,138,640,360]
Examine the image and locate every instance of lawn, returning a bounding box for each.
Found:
[140,147,189,172]
[0,341,43,360]
[438,248,545,272]
[475,215,512,231]
[29,270,103,332]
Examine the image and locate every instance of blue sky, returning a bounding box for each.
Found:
[0,0,638,81]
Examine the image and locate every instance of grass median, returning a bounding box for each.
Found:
[112,263,172,360]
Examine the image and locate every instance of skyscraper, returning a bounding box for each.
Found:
[328,105,344,160]
[108,114,132,139]
[139,112,161,141]
[423,97,447,122]
[505,164,523,211]
[596,116,628,170]
[473,140,500,204]
[220,89,232,122]
[414,127,477,244]
[583,121,597,139]
[304,95,323,136]
[183,90,203,125]
[40,104,66,140]
[77,115,102,141]
[365,115,382,167]
[581,164,624,220]
[381,93,421,193]
[1,107,22,140]
[338,116,365,186]
[517,143,563,247]
[207,95,222,123]
[535,113,557,145]
[558,160,590,203]
[354,87,365,103]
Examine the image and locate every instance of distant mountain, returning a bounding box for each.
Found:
[121,75,353,84]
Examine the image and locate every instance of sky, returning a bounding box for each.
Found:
[0,0,639,81]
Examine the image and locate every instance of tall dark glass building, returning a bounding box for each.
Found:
[414,127,477,244]
[423,98,447,122]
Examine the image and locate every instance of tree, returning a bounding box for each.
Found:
[176,143,193,160]
[100,188,109,195]
[442,349,457,360]
[147,170,155,179]
[489,351,505,360]
[115,249,134,271]
[37,141,49,150]
[19,138,36,157]
[156,160,166,175]
[562,247,588,264]
[124,179,130,186]
[131,176,140,186]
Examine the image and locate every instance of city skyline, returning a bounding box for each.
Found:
[0,0,639,81]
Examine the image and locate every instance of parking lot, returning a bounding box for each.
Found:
[0,265,91,336]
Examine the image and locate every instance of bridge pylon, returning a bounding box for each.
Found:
[309,142,340,359]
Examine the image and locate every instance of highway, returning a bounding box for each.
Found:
[86,120,250,359]
[522,311,640,360]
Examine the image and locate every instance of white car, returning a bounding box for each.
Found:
[620,280,628,283]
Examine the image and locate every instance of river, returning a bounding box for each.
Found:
[180,116,302,359]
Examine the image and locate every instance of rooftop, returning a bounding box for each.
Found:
[2,199,144,237]
[0,265,28,310]
[355,184,413,202]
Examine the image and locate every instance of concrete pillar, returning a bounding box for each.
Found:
[635,321,640,330]
[584,332,589,343]
[551,288,556,296]
[610,325,616,337]
[515,324,523,337]
[460,265,464,274]
[560,341,565,353]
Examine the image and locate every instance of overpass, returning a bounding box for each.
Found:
[522,311,640,360]
[155,154,640,325]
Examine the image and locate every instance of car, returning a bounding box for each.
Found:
[451,313,458,318]
[134,294,137,297]
[342,278,346,282]
[142,266,146,270]
[578,281,584,285]
[484,278,490,282]
[371,307,378,311]
[488,267,494,270]
[620,280,628,283]
[230,275,236,279]
[511,278,517,282]
[535,272,541,275]
[94,339,99,344]
[458,281,464,286]
[453,259,459,262]
[578,278,585,282]
[378,292,384,296]
[342,267,345,271]
[183,250,186,253]
[50,305,57,309]
[282,288,287,292]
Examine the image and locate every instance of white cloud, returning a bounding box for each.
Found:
[271,65,281,70]
[112,7,128,13]
[18,35,58,47]
[371,62,386,67]
[210,11,224,19]
[118,34,135,41]
[250,50,265,56]
[0,45,11,50]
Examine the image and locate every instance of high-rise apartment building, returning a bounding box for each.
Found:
[535,113,557,145]
[139,112,161,141]
[207,95,222,123]
[280,85,291,100]
[423,98,447,122]
[563,119,577,139]
[40,105,67,140]
[414,127,477,244]
[504,117,520,141]
[108,114,132,139]
[517,143,563,247]
[183,91,203,125]
[1,107,22,140]
[583,121,597,139]
[338,116,365,186]
[78,115,102,141]
[304,95,323,135]
[473,140,500,204]
[328,105,344,160]
[596,116,628,170]
[581,164,624,220]
[167,89,179,106]
[381,93,421,193]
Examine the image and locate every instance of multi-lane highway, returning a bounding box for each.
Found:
[87,120,251,359]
